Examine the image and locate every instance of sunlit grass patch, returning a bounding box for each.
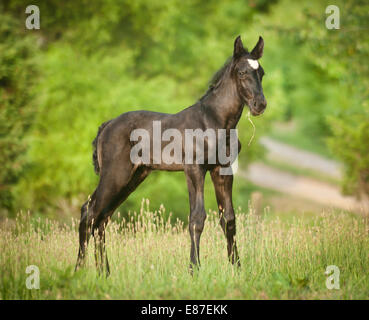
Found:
[1,203,368,299]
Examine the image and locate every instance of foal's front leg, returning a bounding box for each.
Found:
[185,165,206,271]
[210,166,240,267]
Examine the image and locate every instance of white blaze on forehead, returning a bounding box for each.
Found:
[247,59,259,70]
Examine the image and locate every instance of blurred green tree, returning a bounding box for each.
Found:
[298,0,369,199]
[3,0,278,218]
[264,0,369,199]
[0,12,39,214]
[8,0,367,220]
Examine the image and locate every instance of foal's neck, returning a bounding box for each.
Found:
[201,79,244,130]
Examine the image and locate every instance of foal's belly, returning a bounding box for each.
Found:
[147,163,184,171]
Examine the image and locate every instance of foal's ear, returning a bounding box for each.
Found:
[233,35,246,58]
[250,36,264,60]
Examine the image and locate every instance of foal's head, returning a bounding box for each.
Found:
[232,35,267,116]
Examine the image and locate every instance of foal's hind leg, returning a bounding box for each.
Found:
[210,166,240,267]
[92,166,151,276]
[75,154,136,274]
[93,219,110,276]
[75,191,97,271]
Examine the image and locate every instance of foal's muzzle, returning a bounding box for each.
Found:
[250,97,267,116]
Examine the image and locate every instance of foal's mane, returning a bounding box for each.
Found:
[200,57,233,101]
[208,57,233,89]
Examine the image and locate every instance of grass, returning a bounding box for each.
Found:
[1,202,368,300]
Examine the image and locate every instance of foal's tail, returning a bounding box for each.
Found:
[92,120,111,175]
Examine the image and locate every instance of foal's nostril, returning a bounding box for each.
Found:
[258,99,267,110]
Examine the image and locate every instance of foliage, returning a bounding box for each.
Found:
[262,0,369,198]
[0,0,368,218]
[328,111,369,198]
[298,0,369,198]
[0,12,39,214]
[3,0,280,218]
[323,1,369,198]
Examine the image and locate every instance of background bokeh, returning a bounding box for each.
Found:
[0,0,368,222]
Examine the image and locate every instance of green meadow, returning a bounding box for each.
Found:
[1,203,368,299]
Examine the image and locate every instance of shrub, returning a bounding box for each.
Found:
[0,13,39,214]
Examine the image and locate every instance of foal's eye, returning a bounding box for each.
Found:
[238,70,247,77]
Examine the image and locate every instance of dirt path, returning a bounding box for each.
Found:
[259,137,342,179]
[238,138,368,214]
